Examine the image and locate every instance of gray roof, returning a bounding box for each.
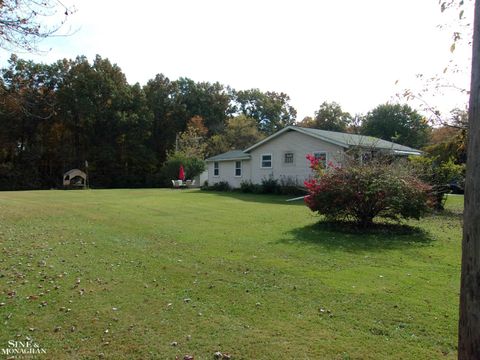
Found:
[244,126,422,155]
[294,127,422,153]
[205,150,250,162]
[208,126,422,162]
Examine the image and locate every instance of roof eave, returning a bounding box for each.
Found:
[205,156,251,162]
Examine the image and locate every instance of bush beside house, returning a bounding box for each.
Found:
[304,156,433,227]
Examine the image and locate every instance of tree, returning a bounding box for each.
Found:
[207,115,264,155]
[233,89,297,134]
[0,0,74,52]
[175,78,232,134]
[160,152,205,187]
[299,101,352,132]
[458,0,480,357]
[176,116,208,159]
[361,103,431,148]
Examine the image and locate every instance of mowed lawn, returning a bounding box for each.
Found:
[0,189,462,359]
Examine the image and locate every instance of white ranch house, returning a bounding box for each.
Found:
[205,126,422,188]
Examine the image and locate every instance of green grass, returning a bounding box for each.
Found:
[0,189,463,359]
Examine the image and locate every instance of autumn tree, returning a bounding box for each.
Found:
[176,116,209,159]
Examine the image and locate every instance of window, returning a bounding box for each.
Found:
[235,161,242,177]
[261,154,272,168]
[213,161,219,176]
[284,152,294,164]
[313,152,327,168]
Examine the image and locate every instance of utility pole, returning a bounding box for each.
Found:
[458,0,480,358]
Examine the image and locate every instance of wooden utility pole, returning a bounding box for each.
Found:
[458,0,480,358]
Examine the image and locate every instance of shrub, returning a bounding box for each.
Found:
[304,156,433,227]
[159,152,205,187]
[202,181,231,191]
[409,156,465,186]
[261,176,279,194]
[278,176,305,196]
[409,155,465,209]
[240,180,262,193]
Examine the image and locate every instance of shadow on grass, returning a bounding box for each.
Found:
[282,220,434,251]
[188,189,306,206]
[428,208,463,219]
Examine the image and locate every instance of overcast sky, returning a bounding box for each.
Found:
[0,0,473,120]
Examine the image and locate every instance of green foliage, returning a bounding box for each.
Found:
[361,103,431,148]
[233,89,297,134]
[305,159,433,227]
[261,176,280,194]
[207,115,264,155]
[160,152,205,186]
[239,177,304,195]
[409,155,465,186]
[202,181,231,191]
[176,116,209,159]
[0,55,300,190]
[300,101,352,132]
[240,180,262,194]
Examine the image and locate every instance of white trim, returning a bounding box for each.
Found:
[206,156,250,162]
[213,161,220,177]
[234,160,242,177]
[261,153,273,169]
[393,150,422,156]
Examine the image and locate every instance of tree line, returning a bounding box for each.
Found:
[0,54,465,190]
[0,54,296,189]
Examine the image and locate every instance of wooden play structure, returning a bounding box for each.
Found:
[63,169,87,189]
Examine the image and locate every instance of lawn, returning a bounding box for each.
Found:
[0,189,462,359]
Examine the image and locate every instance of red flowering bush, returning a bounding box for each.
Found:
[304,155,433,227]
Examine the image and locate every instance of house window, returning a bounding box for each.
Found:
[213,162,219,176]
[313,152,327,168]
[261,154,272,168]
[235,161,242,177]
[284,152,294,164]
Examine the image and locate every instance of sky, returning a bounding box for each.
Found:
[0,0,473,120]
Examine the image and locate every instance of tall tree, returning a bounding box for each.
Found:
[233,89,297,134]
[207,115,264,155]
[299,101,352,132]
[458,0,480,357]
[361,103,431,148]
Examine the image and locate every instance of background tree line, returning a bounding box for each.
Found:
[0,54,466,190]
[0,54,296,189]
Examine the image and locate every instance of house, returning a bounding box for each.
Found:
[205,126,422,189]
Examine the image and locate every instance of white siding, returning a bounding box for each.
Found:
[207,160,251,188]
[248,130,344,185]
[193,170,208,187]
